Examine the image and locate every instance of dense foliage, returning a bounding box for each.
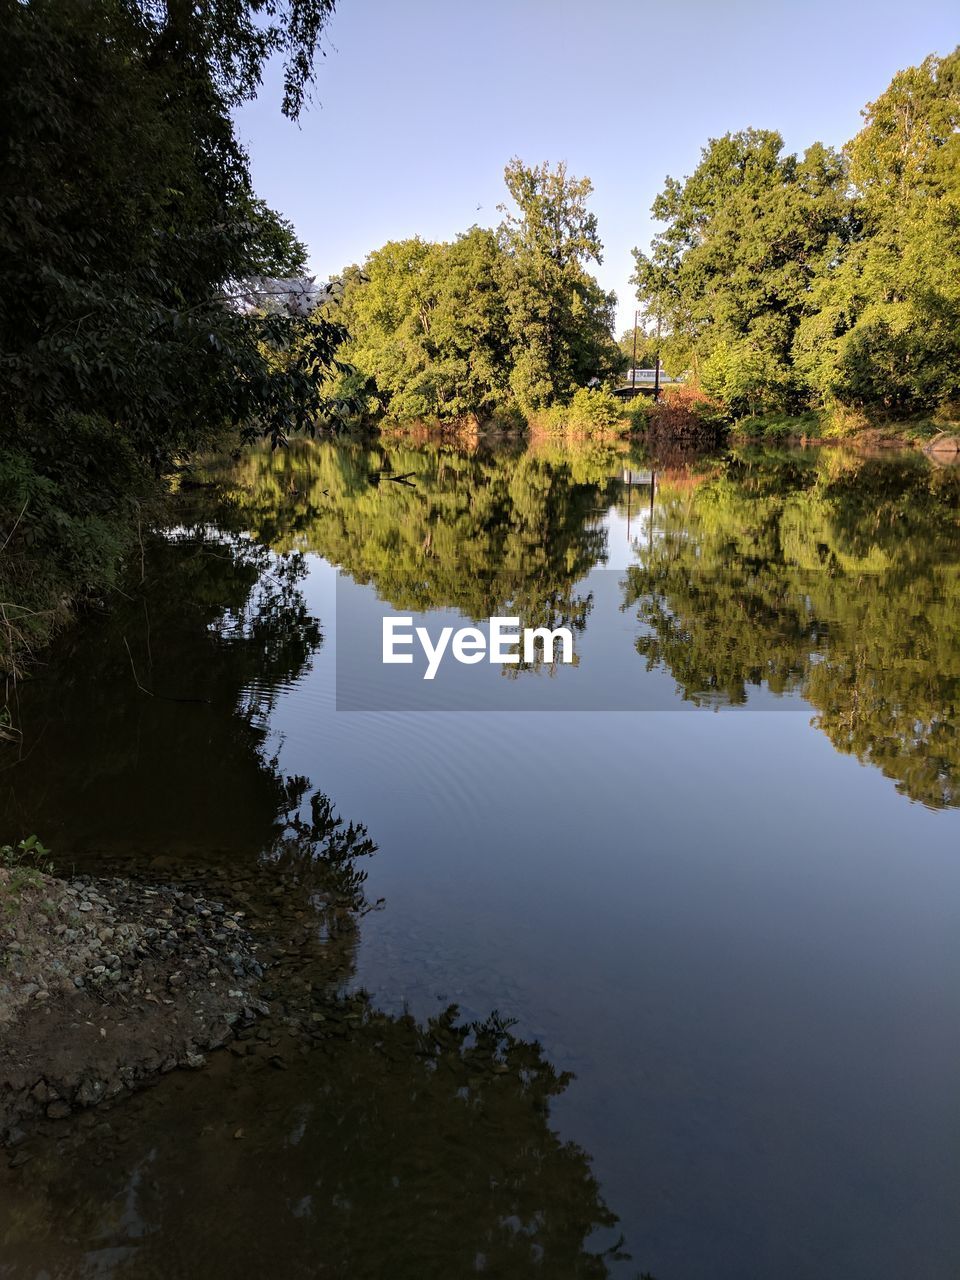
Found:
[633,48,960,421]
[0,0,345,674]
[324,161,622,423]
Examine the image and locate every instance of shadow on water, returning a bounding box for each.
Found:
[1,788,633,1279]
[0,1002,630,1278]
[0,512,320,859]
[0,489,643,1279]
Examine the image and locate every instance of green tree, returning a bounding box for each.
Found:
[632,132,851,415]
[332,229,511,421]
[616,326,659,372]
[794,48,960,413]
[325,161,621,423]
[499,159,621,412]
[0,0,346,672]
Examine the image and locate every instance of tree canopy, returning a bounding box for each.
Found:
[324,161,621,424]
[795,49,960,413]
[0,0,346,671]
[632,131,851,416]
[633,48,960,421]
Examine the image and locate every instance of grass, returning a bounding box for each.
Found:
[0,836,54,911]
[731,411,825,440]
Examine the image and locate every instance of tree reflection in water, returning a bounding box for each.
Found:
[1,999,632,1277]
[624,447,960,808]
[201,435,960,807]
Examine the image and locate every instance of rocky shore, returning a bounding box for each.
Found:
[1,865,268,1148]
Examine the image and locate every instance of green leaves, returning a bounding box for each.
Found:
[327,164,621,425]
[499,160,619,414]
[633,48,960,420]
[633,130,851,416]
[0,0,343,677]
[798,49,960,413]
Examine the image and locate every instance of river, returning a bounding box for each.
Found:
[2,435,959,1278]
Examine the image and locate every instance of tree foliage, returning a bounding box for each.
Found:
[0,0,346,671]
[617,327,659,371]
[633,131,851,416]
[633,47,960,420]
[325,161,621,424]
[330,230,512,421]
[498,159,621,412]
[795,49,960,412]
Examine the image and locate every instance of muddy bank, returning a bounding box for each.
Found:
[1,866,266,1145]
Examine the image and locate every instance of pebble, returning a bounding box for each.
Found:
[2,869,268,1137]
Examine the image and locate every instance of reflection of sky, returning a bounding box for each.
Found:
[605,486,653,570]
[257,500,960,1278]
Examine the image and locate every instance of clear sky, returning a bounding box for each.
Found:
[235,0,958,333]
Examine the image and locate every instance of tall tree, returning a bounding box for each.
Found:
[332,228,511,421]
[0,0,345,670]
[325,162,621,423]
[794,48,960,413]
[498,159,620,412]
[632,131,851,415]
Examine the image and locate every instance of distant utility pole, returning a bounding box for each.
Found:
[653,305,662,401]
[631,309,639,393]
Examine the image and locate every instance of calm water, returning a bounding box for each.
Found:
[2,437,960,1278]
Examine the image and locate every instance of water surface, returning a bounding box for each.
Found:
[2,437,959,1278]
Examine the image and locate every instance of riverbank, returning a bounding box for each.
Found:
[726,410,960,452]
[1,860,266,1145]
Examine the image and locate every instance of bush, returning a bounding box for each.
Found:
[0,836,53,905]
[625,398,656,431]
[648,384,728,438]
[0,413,155,676]
[545,387,627,431]
[734,412,823,440]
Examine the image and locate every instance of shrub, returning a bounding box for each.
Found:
[0,836,54,905]
[625,398,656,431]
[546,387,627,431]
[649,384,728,438]
[734,412,823,440]
[0,413,155,676]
